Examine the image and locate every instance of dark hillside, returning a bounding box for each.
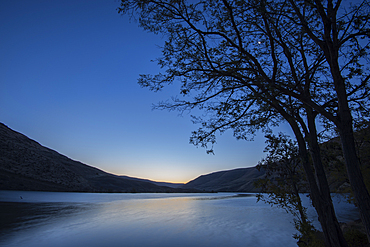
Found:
[182,167,265,192]
[182,126,370,193]
[321,125,370,194]
[0,123,178,193]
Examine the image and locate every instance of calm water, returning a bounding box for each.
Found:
[0,191,359,247]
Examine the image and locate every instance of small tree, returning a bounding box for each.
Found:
[255,133,315,241]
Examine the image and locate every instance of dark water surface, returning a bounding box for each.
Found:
[0,191,359,247]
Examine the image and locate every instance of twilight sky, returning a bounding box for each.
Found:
[0,0,291,183]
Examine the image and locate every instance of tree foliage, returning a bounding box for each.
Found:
[255,133,326,245]
[119,0,370,147]
[256,133,309,222]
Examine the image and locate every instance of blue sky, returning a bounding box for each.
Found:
[0,0,289,183]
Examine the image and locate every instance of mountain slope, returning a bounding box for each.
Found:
[0,122,265,193]
[0,123,179,193]
[182,167,265,192]
[182,126,370,194]
[119,175,184,188]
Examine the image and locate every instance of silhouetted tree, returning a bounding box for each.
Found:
[118,0,370,245]
[255,133,316,244]
[282,1,370,242]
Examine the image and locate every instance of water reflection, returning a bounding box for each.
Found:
[0,202,97,244]
[0,191,359,247]
[192,193,255,200]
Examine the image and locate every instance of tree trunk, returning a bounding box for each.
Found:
[287,115,348,247]
[265,97,348,246]
[329,54,370,242]
[337,103,370,242]
[306,107,348,246]
[292,178,309,227]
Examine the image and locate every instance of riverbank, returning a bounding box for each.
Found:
[298,219,369,247]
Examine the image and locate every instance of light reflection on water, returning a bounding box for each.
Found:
[0,191,359,247]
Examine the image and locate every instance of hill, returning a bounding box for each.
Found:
[182,167,265,192]
[119,175,184,188]
[0,123,185,193]
[3,121,367,194]
[182,126,370,193]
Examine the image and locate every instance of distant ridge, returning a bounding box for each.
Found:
[182,167,265,192]
[119,175,184,188]
[0,122,267,193]
[0,123,188,193]
[181,127,370,193]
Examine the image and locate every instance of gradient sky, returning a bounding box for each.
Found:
[0,0,292,183]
